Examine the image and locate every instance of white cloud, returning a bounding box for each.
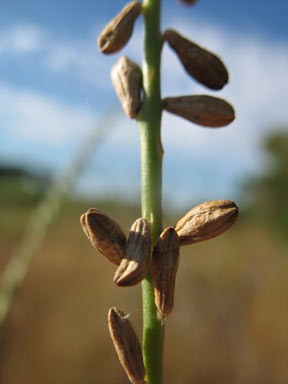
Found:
[0,85,97,146]
[45,35,108,86]
[0,24,44,53]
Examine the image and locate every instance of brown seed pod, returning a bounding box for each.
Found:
[151,227,180,317]
[164,29,229,90]
[114,218,151,286]
[163,95,235,127]
[178,0,198,4]
[98,1,142,54]
[175,200,239,246]
[80,208,126,265]
[108,307,146,384]
[111,56,143,119]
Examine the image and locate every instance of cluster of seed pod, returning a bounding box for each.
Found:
[81,201,238,313]
[98,1,235,128]
[81,200,238,382]
[92,1,237,382]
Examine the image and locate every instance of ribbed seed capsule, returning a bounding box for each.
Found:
[163,95,235,127]
[164,29,229,90]
[108,307,146,384]
[175,200,239,246]
[111,56,143,119]
[114,218,151,286]
[80,208,126,265]
[151,227,180,317]
[98,1,142,54]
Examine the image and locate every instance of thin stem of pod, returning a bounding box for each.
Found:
[137,0,164,383]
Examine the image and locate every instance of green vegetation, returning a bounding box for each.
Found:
[245,130,288,240]
[0,165,49,204]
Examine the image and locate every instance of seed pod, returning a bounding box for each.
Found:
[111,56,143,119]
[164,29,228,90]
[179,0,198,4]
[163,95,235,127]
[108,307,146,384]
[98,1,142,54]
[151,227,180,317]
[114,218,151,286]
[175,200,238,246]
[80,208,126,265]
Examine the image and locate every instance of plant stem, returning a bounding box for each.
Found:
[137,0,164,382]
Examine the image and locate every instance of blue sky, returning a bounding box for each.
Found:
[1,0,288,208]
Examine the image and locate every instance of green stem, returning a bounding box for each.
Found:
[137,0,164,383]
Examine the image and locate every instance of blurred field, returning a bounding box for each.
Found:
[0,199,288,384]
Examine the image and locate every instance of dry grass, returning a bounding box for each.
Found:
[0,202,287,384]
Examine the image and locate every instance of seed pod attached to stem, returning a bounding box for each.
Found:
[164,29,229,90]
[80,208,126,265]
[98,1,142,54]
[108,307,146,384]
[151,227,180,317]
[114,218,151,286]
[163,95,235,127]
[179,0,198,4]
[175,200,239,246]
[111,56,143,119]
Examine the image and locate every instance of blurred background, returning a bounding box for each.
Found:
[0,0,288,383]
